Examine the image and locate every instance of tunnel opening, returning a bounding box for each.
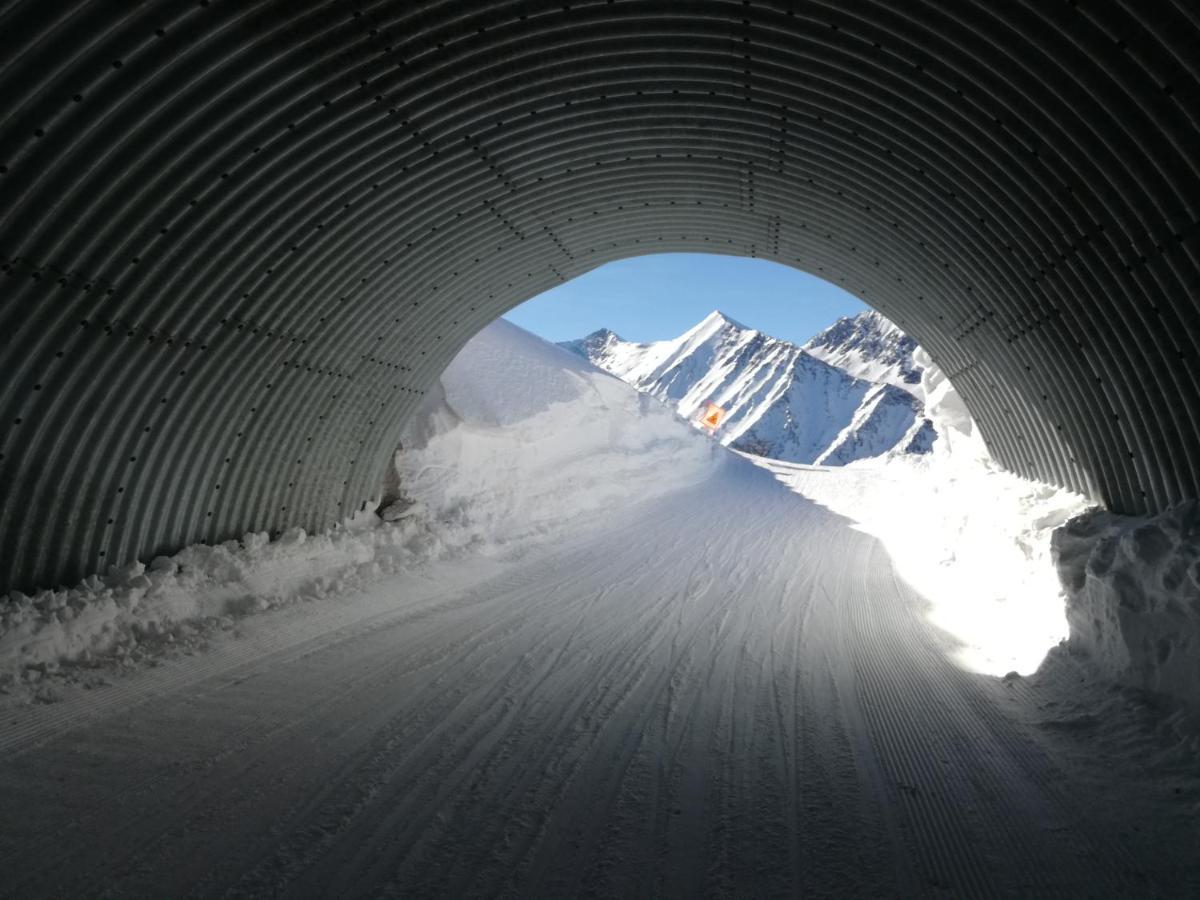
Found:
[389,254,1091,678]
[0,249,1087,682]
[4,4,1200,893]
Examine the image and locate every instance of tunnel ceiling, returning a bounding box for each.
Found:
[1,0,1199,593]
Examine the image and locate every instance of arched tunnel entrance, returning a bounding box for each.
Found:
[2,1,1199,594]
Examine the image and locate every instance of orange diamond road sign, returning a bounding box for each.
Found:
[699,402,726,430]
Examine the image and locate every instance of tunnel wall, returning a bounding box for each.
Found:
[1,0,1199,593]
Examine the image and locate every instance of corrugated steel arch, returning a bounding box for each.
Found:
[2,0,1199,593]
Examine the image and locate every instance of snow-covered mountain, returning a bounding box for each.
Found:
[560,310,936,465]
[803,310,924,395]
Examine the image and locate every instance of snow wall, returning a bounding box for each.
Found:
[1054,505,1200,708]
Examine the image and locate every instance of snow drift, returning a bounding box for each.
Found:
[396,317,718,550]
[0,511,442,681]
[753,349,1092,676]
[1053,503,1200,707]
[0,319,716,686]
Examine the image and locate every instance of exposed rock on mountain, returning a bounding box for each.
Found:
[561,310,936,465]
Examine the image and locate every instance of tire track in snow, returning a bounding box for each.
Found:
[834,534,1143,896]
[0,456,1181,897]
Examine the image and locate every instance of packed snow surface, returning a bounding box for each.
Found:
[561,310,934,465]
[1,317,1197,896]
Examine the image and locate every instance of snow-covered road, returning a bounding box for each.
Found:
[0,457,1184,897]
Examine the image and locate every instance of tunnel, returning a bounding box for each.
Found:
[1,0,1199,594]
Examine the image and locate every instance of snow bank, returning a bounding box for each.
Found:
[756,452,1090,676]
[910,345,989,462]
[398,318,719,551]
[0,318,717,689]
[752,350,1092,676]
[763,339,1200,711]
[912,348,1200,708]
[1053,503,1200,707]
[0,510,467,687]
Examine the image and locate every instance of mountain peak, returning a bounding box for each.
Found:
[556,326,624,361]
[679,309,752,345]
[803,310,923,391]
[700,309,749,330]
[558,307,932,466]
[584,326,621,341]
[805,310,901,346]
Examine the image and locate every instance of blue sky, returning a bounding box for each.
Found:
[504,253,867,346]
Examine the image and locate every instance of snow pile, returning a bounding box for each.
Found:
[398,318,718,551]
[0,318,716,690]
[763,327,1200,708]
[752,351,1092,676]
[756,453,1090,676]
[905,346,988,459]
[1053,503,1200,707]
[899,344,1200,708]
[561,310,932,466]
[0,510,460,686]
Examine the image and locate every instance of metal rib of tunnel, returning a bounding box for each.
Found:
[1,0,1199,593]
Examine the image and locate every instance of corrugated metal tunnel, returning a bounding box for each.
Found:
[1,0,1199,594]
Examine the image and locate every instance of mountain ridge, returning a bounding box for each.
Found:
[559,309,936,465]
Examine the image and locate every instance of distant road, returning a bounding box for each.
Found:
[0,457,1178,897]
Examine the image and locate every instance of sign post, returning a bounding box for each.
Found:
[697,401,726,432]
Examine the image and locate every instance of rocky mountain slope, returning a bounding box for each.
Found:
[560,310,936,465]
[803,310,924,394]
